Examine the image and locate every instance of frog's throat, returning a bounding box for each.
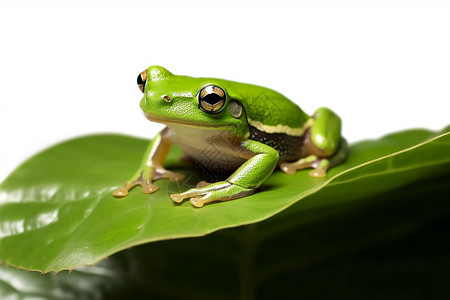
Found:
[247,118,313,137]
[144,114,233,129]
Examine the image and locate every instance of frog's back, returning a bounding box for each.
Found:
[218,79,311,162]
[222,80,310,130]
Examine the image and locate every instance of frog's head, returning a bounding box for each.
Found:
[137,66,245,131]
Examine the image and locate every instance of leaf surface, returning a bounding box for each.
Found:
[0,126,449,272]
[2,174,449,299]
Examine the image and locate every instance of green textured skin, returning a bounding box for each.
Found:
[310,107,342,155]
[140,66,310,132]
[124,66,345,204]
[228,139,280,188]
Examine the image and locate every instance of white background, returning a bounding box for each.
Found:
[0,0,449,182]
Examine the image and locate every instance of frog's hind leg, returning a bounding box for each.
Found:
[280,107,347,178]
[316,139,347,177]
[281,139,347,178]
[280,154,320,176]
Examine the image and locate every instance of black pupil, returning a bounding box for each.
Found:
[203,93,222,105]
[137,74,144,85]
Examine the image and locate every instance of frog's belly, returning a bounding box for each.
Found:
[166,125,249,172]
[178,144,247,172]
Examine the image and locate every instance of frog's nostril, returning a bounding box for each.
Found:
[137,70,147,93]
[161,95,171,102]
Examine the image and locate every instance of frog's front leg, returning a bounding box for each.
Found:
[280,107,347,178]
[170,140,279,207]
[113,128,185,197]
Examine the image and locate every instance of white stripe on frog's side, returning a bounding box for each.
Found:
[247,118,313,137]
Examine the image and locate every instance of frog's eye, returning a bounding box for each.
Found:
[137,70,147,93]
[198,85,226,113]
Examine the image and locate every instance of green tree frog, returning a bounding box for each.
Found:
[113,66,347,207]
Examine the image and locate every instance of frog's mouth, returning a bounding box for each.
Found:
[144,113,233,129]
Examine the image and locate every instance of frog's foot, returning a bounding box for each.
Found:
[170,181,254,208]
[113,168,185,197]
[280,155,329,178]
[113,177,159,197]
[280,140,348,178]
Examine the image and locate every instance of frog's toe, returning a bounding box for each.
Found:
[170,193,186,203]
[170,189,201,203]
[142,182,160,194]
[113,181,139,197]
[113,187,129,197]
[280,155,319,175]
[170,187,207,204]
[170,182,229,203]
[279,163,298,175]
[189,192,227,207]
[170,181,255,207]
[309,167,327,178]
[190,197,207,208]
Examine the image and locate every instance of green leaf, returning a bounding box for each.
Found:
[0,126,449,272]
[113,175,450,299]
[2,174,449,299]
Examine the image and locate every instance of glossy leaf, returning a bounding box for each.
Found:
[0,126,449,272]
[2,174,449,299]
